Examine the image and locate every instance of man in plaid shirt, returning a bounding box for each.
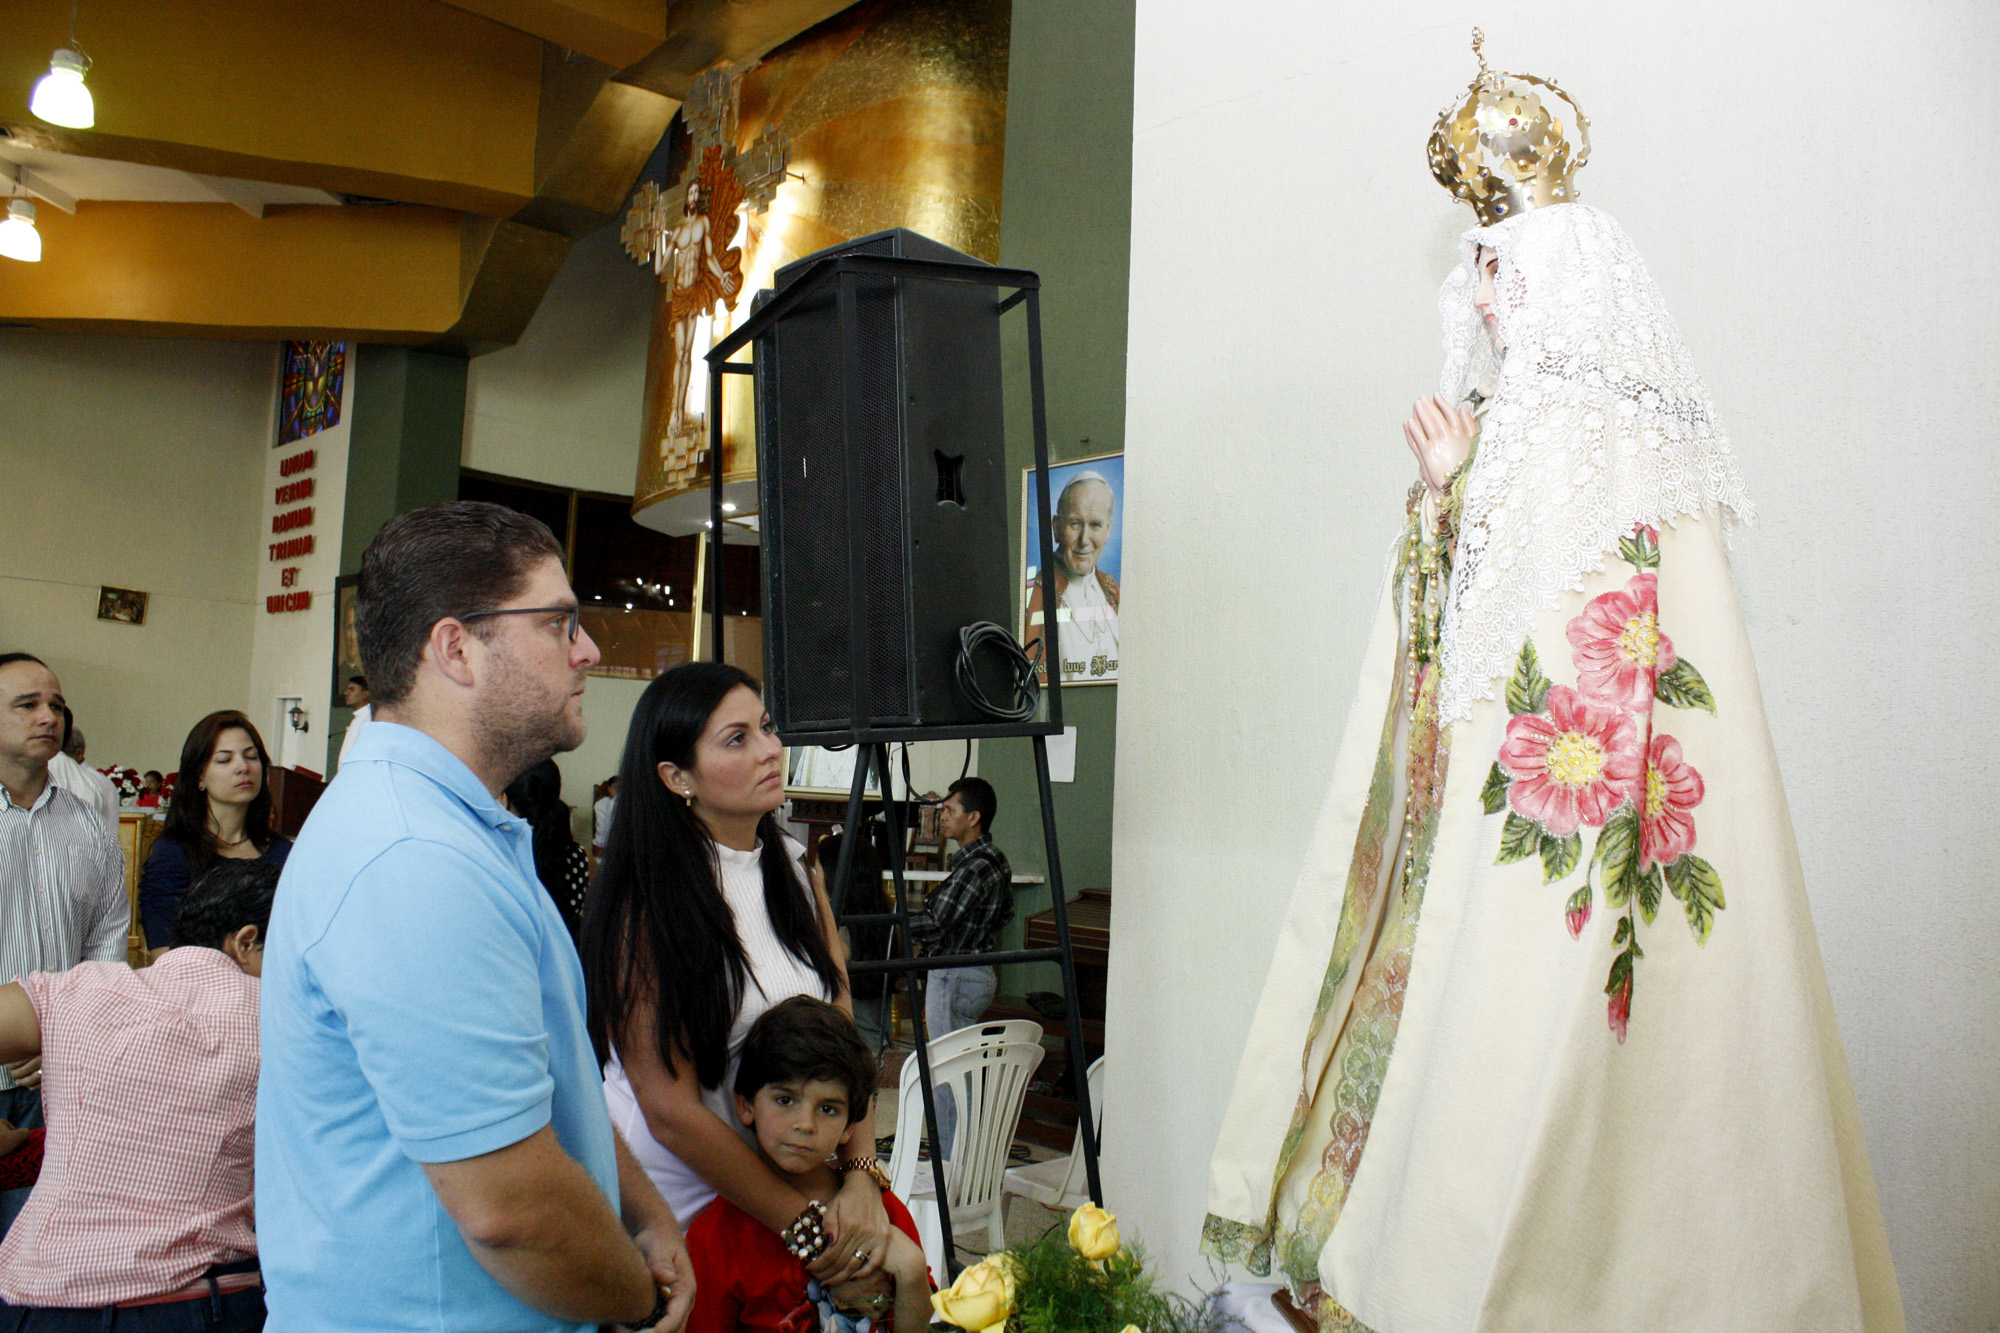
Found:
[906,777,1012,1154]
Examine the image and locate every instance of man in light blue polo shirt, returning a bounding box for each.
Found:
[258,503,693,1333]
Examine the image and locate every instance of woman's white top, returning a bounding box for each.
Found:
[602,836,831,1224]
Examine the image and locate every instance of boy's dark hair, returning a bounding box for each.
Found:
[733,996,877,1126]
[171,858,281,951]
[348,675,367,689]
[948,776,997,837]
[356,501,563,708]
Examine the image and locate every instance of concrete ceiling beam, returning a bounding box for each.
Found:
[0,161,75,213]
[436,0,667,70]
[614,0,855,97]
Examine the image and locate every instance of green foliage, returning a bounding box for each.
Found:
[1592,805,1642,906]
[1654,659,1716,713]
[998,1224,1228,1333]
[1480,762,1511,816]
[1618,527,1661,570]
[1664,854,1726,943]
[1539,830,1582,884]
[1506,639,1552,715]
[1495,812,1541,865]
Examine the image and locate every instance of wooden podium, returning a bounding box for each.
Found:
[266,767,326,840]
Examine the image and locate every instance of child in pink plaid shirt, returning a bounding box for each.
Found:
[0,858,275,1331]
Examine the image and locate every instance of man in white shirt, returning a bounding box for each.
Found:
[336,675,372,770]
[593,774,619,858]
[0,653,129,1232]
[47,710,120,835]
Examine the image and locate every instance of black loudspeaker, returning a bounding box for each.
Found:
[753,228,1015,741]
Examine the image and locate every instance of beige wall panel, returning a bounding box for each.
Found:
[0,331,272,772]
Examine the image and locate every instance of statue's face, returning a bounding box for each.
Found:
[1473,246,1499,327]
[1054,480,1115,580]
[1472,245,1504,355]
[686,181,704,214]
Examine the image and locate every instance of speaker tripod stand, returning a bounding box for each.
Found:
[823,736,1103,1279]
[698,241,1100,1277]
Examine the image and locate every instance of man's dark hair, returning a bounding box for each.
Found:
[0,653,46,672]
[347,675,367,690]
[733,996,876,1126]
[948,776,998,838]
[356,501,563,708]
[171,858,280,951]
[59,705,75,754]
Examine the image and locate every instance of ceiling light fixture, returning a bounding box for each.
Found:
[721,501,738,513]
[29,3,94,130]
[30,50,93,128]
[0,201,42,263]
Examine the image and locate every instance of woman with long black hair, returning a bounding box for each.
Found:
[583,661,893,1286]
[138,710,291,949]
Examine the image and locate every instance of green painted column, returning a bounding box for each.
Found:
[989,0,1136,998]
[331,345,467,766]
[340,345,467,575]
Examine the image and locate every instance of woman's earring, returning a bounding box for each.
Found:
[680,787,694,806]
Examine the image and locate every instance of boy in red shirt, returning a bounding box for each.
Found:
[686,997,929,1332]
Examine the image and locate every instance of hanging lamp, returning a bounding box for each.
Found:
[29,2,94,130]
[0,200,42,263]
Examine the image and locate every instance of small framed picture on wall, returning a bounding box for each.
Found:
[96,587,148,626]
[332,574,364,702]
[1021,451,1123,687]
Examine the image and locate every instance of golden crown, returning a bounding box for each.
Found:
[1428,30,1590,226]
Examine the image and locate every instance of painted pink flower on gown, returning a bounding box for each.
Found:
[1497,685,1645,837]
[1639,733,1705,871]
[1607,969,1634,1043]
[1568,572,1676,710]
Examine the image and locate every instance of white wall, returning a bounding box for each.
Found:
[247,359,353,777]
[1107,5,1996,1331]
[0,331,273,773]
[463,224,656,497]
[462,223,656,828]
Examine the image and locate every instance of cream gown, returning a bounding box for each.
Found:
[1203,204,1902,1332]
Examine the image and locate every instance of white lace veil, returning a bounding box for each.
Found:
[1434,203,1754,724]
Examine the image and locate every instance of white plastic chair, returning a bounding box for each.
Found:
[1001,1053,1104,1227]
[885,1019,1044,1275]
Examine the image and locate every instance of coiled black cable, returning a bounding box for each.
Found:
[954,621,1041,721]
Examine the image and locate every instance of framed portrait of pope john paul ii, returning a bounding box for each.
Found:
[1022,451,1124,687]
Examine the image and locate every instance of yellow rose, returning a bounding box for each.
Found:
[931,1255,1017,1331]
[1068,1203,1121,1261]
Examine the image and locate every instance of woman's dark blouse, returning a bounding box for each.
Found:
[137,834,293,948]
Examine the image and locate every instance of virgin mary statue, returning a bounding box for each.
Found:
[1202,39,1903,1333]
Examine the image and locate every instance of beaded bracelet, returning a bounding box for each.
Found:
[781,1198,830,1261]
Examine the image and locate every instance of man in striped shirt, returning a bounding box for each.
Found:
[0,653,129,1233]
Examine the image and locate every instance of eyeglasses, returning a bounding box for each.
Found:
[457,604,582,642]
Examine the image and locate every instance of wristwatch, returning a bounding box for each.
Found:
[839,1154,892,1192]
[624,1285,670,1331]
